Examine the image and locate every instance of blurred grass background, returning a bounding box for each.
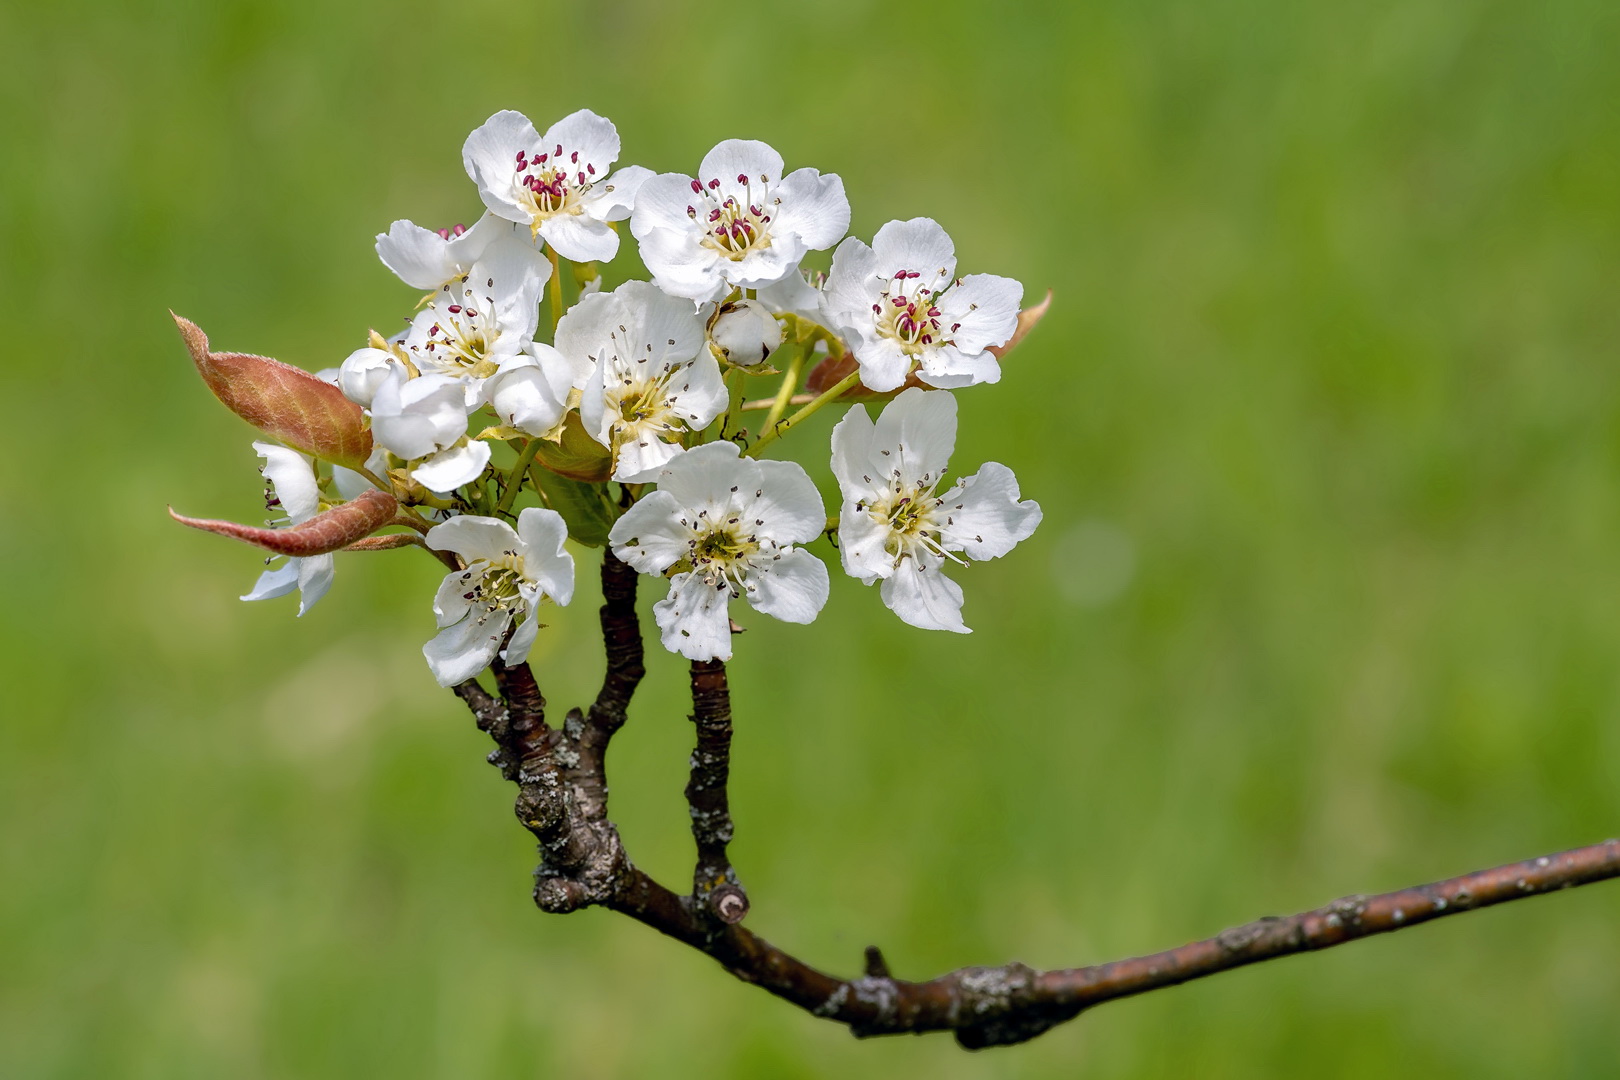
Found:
[3,0,1620,1075]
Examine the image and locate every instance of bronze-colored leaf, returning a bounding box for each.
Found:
[173,313,373,470]
[533,412,613,483]
[169,489,398,557]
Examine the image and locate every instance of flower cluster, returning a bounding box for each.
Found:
[173,108,1045,684]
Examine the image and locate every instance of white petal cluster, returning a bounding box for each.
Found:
[830,389,1041,632]
[423,509,575,686]
[561,281,724,482]
[610,442,829,661]
[463,109,650,263]
[217,105,1040,682]
[370,369,490,493]
[823,218,1022,393]
[631,140,849,302]
[398,234,551,386]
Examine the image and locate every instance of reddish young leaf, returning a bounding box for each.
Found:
[173,313,372,469]
[987,288,1051,359]
[169,489,398,557]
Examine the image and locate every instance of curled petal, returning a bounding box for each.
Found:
[170,489,398,557]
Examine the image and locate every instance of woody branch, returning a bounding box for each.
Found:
[451,594,1620,1050]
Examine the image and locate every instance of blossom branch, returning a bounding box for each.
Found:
[449,651,1620,1050]
[687,658,744,923]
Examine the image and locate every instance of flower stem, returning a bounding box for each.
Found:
[497,438,544,516]
[547,248,565,336]
[759,347,806,435]
[745,371,861,458]
[720,366,747,441]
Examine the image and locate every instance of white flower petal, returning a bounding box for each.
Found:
[744,548,828,624]
[654,571,734,661]
[426,514,521,563]
[608,490,692,574]
[516,507,575,606]
[376,220,457,290]
[542,109,620,179]
[414,439,490,493]
[829,403,879,501]
[870,388,957,486]
[871,218,957,285]
[647,441,745,507]
[613,435,685,484]
[424,605,510,687]
[579,164,651,221]
[880,554,969,633]
[241,560,299,602]
[293,553,334,616]
[915,345,1002,389]
[337,348,401,409]
[771,168,850,250]
[939,273,1022,354]
[836,506,896,582]
[850,336,913,394]
[747,458,825,546]
[254,442,320,522]
[939,462,1042,561]
[698,139,786,193]
[639,228,727,302]
[540,213,620,263]
[433,568,477,628]
[503,605,542,667]
[463,110,540,225]
[629,173,708,237]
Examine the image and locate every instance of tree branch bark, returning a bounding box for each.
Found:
[686,658,744,923]
[449,593,1620,1049]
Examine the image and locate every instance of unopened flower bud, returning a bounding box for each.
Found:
[710,299,782,366]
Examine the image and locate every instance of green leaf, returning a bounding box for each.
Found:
[532,469,615,547]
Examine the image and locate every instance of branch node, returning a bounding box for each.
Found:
[863,945,892,979]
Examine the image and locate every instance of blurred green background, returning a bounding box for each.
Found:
[4,0,1620,1075]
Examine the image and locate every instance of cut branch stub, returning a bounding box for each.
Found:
[169,489,398,556]
[173,313,372,469]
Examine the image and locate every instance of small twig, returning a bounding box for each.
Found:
[687,658,744,922]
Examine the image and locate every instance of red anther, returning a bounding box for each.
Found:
[537,153,548,163]
[895,270,908,279]
[691,179,703,194]
[554,144,563,156]
[921,334,932,344]
[587,163,596,175]
[892,296,908,307]
[465,309,478,318]
[687,205,696,215]
[447,305,462,314]
[708,178,721,189]
[928,308,940,317]
[906,270,921,279]
[577,171,586,185]
[435,228,451,240]
[951,322,961,331]
[749,205,761,216]
[872,303,882,313]
[430,325,440,335]
[709,209,722,221]
[737,173,747,184]
[761,215,770,223]
[571,150,579,163]
[453,224,466,236]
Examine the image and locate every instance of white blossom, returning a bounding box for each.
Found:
[423,509,575,686]
[375,213,541,291]
[823,218,1022,393]
[560,281,725,482]
[240,441,333,616]
[630,139,849,302]
[369,368,490,493]
[399,233,550,389]
[709,299,782,367]
[481,341,578,438]
[830,388,1040,632]
[462,109,650,263]
[609,442,829,661]
[337,346,404,409]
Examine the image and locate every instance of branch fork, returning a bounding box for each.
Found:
[452,552,1620,1049]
